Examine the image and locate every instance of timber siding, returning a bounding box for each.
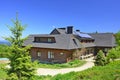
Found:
[30,47,73,63]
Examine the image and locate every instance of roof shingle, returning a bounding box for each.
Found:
[23,34,82,50]
[89,33,116,47]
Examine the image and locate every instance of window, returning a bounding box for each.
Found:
[35,37,40,42]
[81,40,83,43]
[90,49,93,53]
[48,38,52,42]
[37,51,41,57]
[104,48,108,52]
[48,51,54,59]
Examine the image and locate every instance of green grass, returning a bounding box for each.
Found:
[36,59,86,69]
[1,60,120,80]
[34,60,120,80]
[0,63,8,79]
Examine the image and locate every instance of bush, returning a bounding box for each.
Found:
[0,63,8,79]
[94,50,107,66]
[0,45,10,58]
[37,59,86,69]
[107,46,120,61]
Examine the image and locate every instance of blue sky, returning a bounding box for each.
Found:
[0,0,120,40]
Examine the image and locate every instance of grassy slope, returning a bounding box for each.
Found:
[34,60,120,80]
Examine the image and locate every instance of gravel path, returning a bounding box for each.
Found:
[37,57,94,76]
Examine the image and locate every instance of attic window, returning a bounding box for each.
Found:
[48,38,52,42]
[35,37,40,42]
[73,39,78,46]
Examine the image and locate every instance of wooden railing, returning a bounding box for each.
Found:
[80,54,93,60]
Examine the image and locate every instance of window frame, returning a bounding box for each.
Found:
[48,38,52,42]
[48,51,54,59]
[37,51,41,57]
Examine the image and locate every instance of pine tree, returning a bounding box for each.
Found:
[94,50,106,66]
[5,16,36,80]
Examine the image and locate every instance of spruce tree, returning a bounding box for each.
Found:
[5,16,36,80]
[94,50,106,66]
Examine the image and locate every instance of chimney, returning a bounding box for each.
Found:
[76,30,80,32]
[58,28,66,30]
[67,26,73,34]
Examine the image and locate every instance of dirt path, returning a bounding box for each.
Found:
[37,58,94,76]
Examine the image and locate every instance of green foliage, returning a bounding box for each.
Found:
[114,70,120,80]
[0,59,120,80]
[31,75,51,80]
[115,31,120,46]
[36,59,86,69]
[0,63,8,79]
[94,50,107,66]
[5,16,36,80]
[107,46,120,61]
[107,31,120,62]
[7,73,18,80]
[0,45,10,58]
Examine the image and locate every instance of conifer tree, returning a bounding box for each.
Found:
[94,50,106,66]
[5,15,36,80]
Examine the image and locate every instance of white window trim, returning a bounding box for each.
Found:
[48,38,52,42]
[37,51,41,57]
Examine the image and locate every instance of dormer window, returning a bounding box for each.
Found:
[34,37,40,42]
[48,38,52,42]
[34,37,55,43]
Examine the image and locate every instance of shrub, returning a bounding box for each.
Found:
[107,46,120,61]
[94,50,107,66]
[37,59,86,69]
[0,45,10,58]
[0,63,8,79]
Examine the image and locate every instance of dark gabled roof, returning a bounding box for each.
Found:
[24,27,116,49]
[50,28,66,34]
[89,33,116,47]
[23,34,82,50]
[57,28,66,34]
[24,27,96,49]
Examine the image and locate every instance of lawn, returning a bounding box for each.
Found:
[36,59,86,69]
[33,60,120,80]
